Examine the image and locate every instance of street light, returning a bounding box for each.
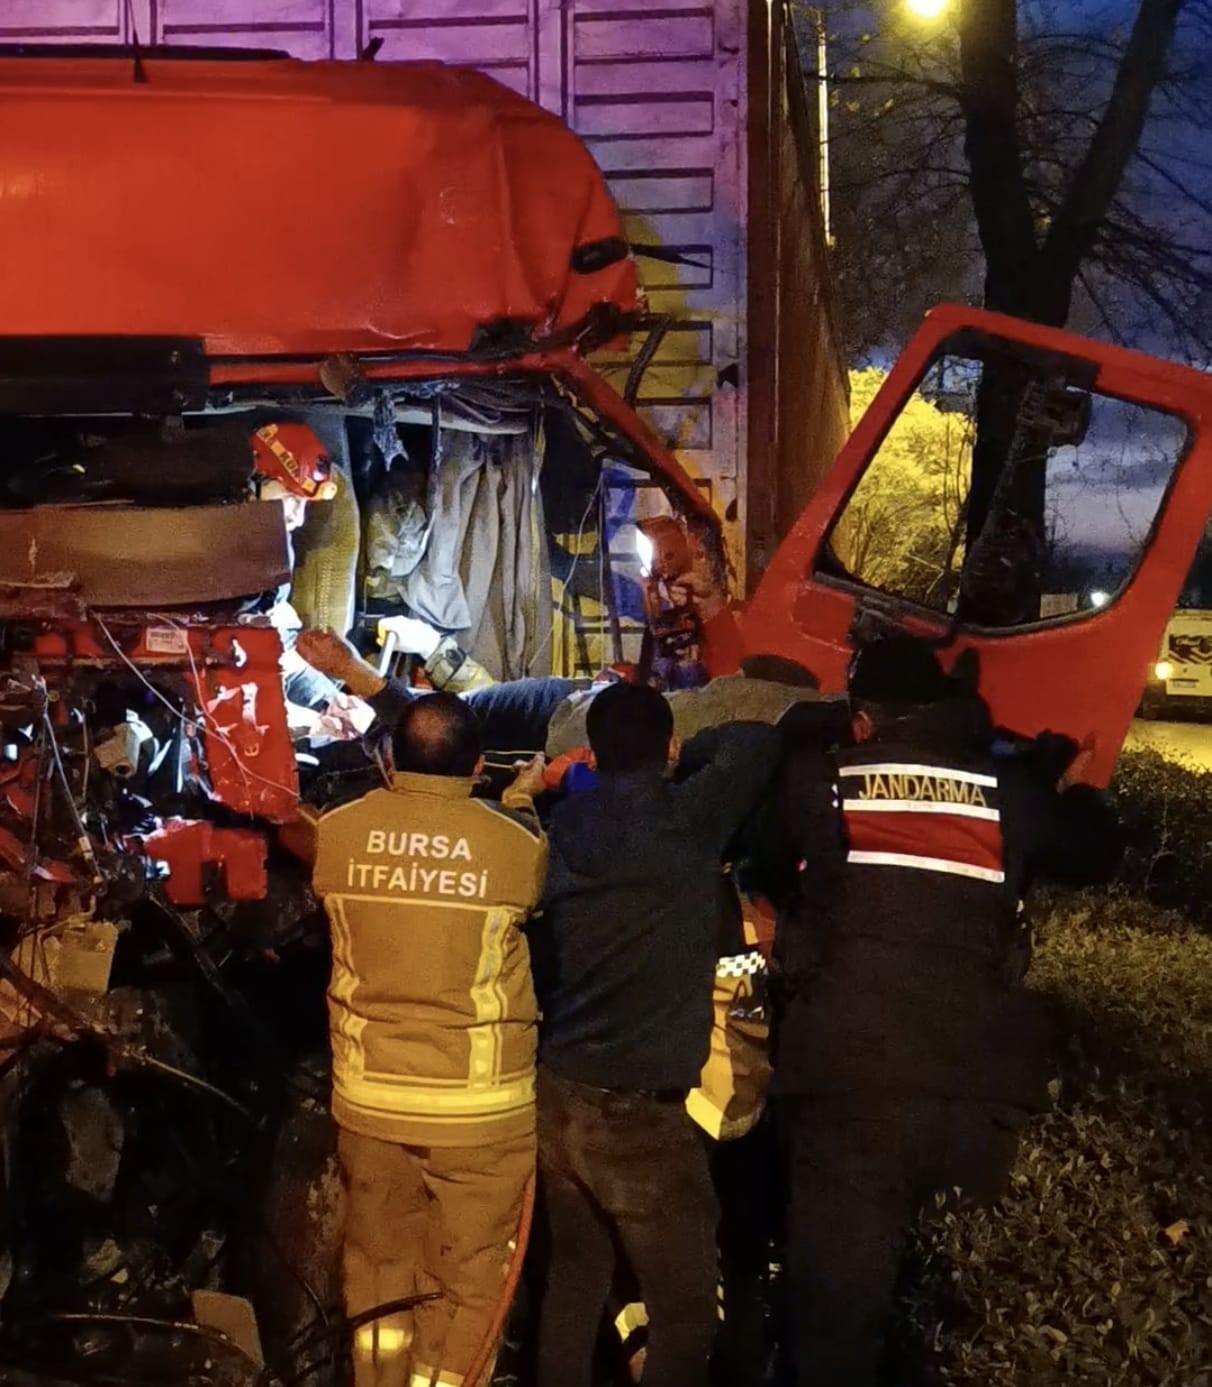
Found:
[905,0,950,16]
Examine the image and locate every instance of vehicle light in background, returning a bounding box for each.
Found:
[1088,589,1110,609]
[1154,660,1175,681]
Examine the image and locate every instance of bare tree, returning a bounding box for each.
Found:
[815,0,1212,360]
[810,0,1210,620]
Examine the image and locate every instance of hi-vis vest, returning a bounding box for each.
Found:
[312,772,547,1147]
[685,948,771,1142]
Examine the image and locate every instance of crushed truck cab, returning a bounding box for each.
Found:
[0,53,721,923]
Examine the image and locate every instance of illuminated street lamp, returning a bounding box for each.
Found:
[905,0,951,17]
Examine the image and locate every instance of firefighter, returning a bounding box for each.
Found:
[250,419,339,528]
[770,636,1122,1387]
[295,692,548,1387]
[245,421,348,717]
[529,682,782,1387]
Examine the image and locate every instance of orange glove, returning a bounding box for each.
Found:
[543,747,594,790]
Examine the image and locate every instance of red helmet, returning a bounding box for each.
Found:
[251,422,337,501]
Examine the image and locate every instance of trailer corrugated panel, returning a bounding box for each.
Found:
[576,2,748,571]
[152,1,340,61]
[745,0,850,587]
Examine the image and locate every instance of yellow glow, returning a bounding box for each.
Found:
[1154,660,1176,682]
[355,1325,407,1357]
[906,0,949,16]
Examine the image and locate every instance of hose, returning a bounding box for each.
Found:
[287,1173,535,1387]
[459,1170,536,1387]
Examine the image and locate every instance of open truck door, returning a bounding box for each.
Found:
[741,304,1212,785]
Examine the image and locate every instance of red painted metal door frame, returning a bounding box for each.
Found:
[741,303,1212,784]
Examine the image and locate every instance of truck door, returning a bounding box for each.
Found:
[741,304,1212,784]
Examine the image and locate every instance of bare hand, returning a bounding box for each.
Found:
[1058,736,1097,790]
[509,754,547,800]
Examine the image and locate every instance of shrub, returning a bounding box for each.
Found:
[897,893,1212,1386]
[1112,749,1212,925]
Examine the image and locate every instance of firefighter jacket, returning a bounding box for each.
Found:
[768,703,1121,1109]
[311,772,547,1147]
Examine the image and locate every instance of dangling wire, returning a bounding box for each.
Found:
[124,0,148,83]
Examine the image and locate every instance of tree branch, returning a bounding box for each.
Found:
[1041,0,1185,286]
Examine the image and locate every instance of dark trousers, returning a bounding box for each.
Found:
[535,1069,719,1387]
[710,1124,773,1387]
[781,1093,1023,1387]
[606,1123,774,1387]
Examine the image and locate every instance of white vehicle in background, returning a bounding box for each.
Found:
[1140,609,1212,717]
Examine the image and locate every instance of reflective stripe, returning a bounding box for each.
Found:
[847,849,1005,883]
[336,1069,535,1118]
[715,951,767,979]
[838,763,996,786]
[328,898,368,1078]
[614,1302,649,1339]
[355,1325,409,1357]
[685,1086,726,1139]
[468,908,509,1085]
[843,799,1000,822]
[411,1368,464,1387]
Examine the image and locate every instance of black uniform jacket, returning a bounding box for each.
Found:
[767,701,1121,1109]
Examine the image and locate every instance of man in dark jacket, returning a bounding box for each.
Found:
[530,681,782,1387]
[771,636,1121,1387]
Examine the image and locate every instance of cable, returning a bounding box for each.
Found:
[130,1053,258,1125]
[42,706,103,887]
[0,949,257,1124]
[529,469,605,671]
[91,614,297,804]
[460,1171,536,1387]
[279,1293,441,1387]
[22,1312,285,1387]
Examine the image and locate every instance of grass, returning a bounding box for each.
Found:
[895,749,1212,1385]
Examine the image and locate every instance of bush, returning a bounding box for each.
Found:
[897,894,1212,1385]
[1112,749,1212,925]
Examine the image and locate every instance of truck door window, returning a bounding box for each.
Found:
[823,344,1189,628]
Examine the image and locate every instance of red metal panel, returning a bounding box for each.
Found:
[0,57,639,356]
[742,304,1212,784]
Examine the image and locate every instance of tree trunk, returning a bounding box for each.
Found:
[955,0,1183,622]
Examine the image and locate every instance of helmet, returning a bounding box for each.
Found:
[251,422,338,501]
